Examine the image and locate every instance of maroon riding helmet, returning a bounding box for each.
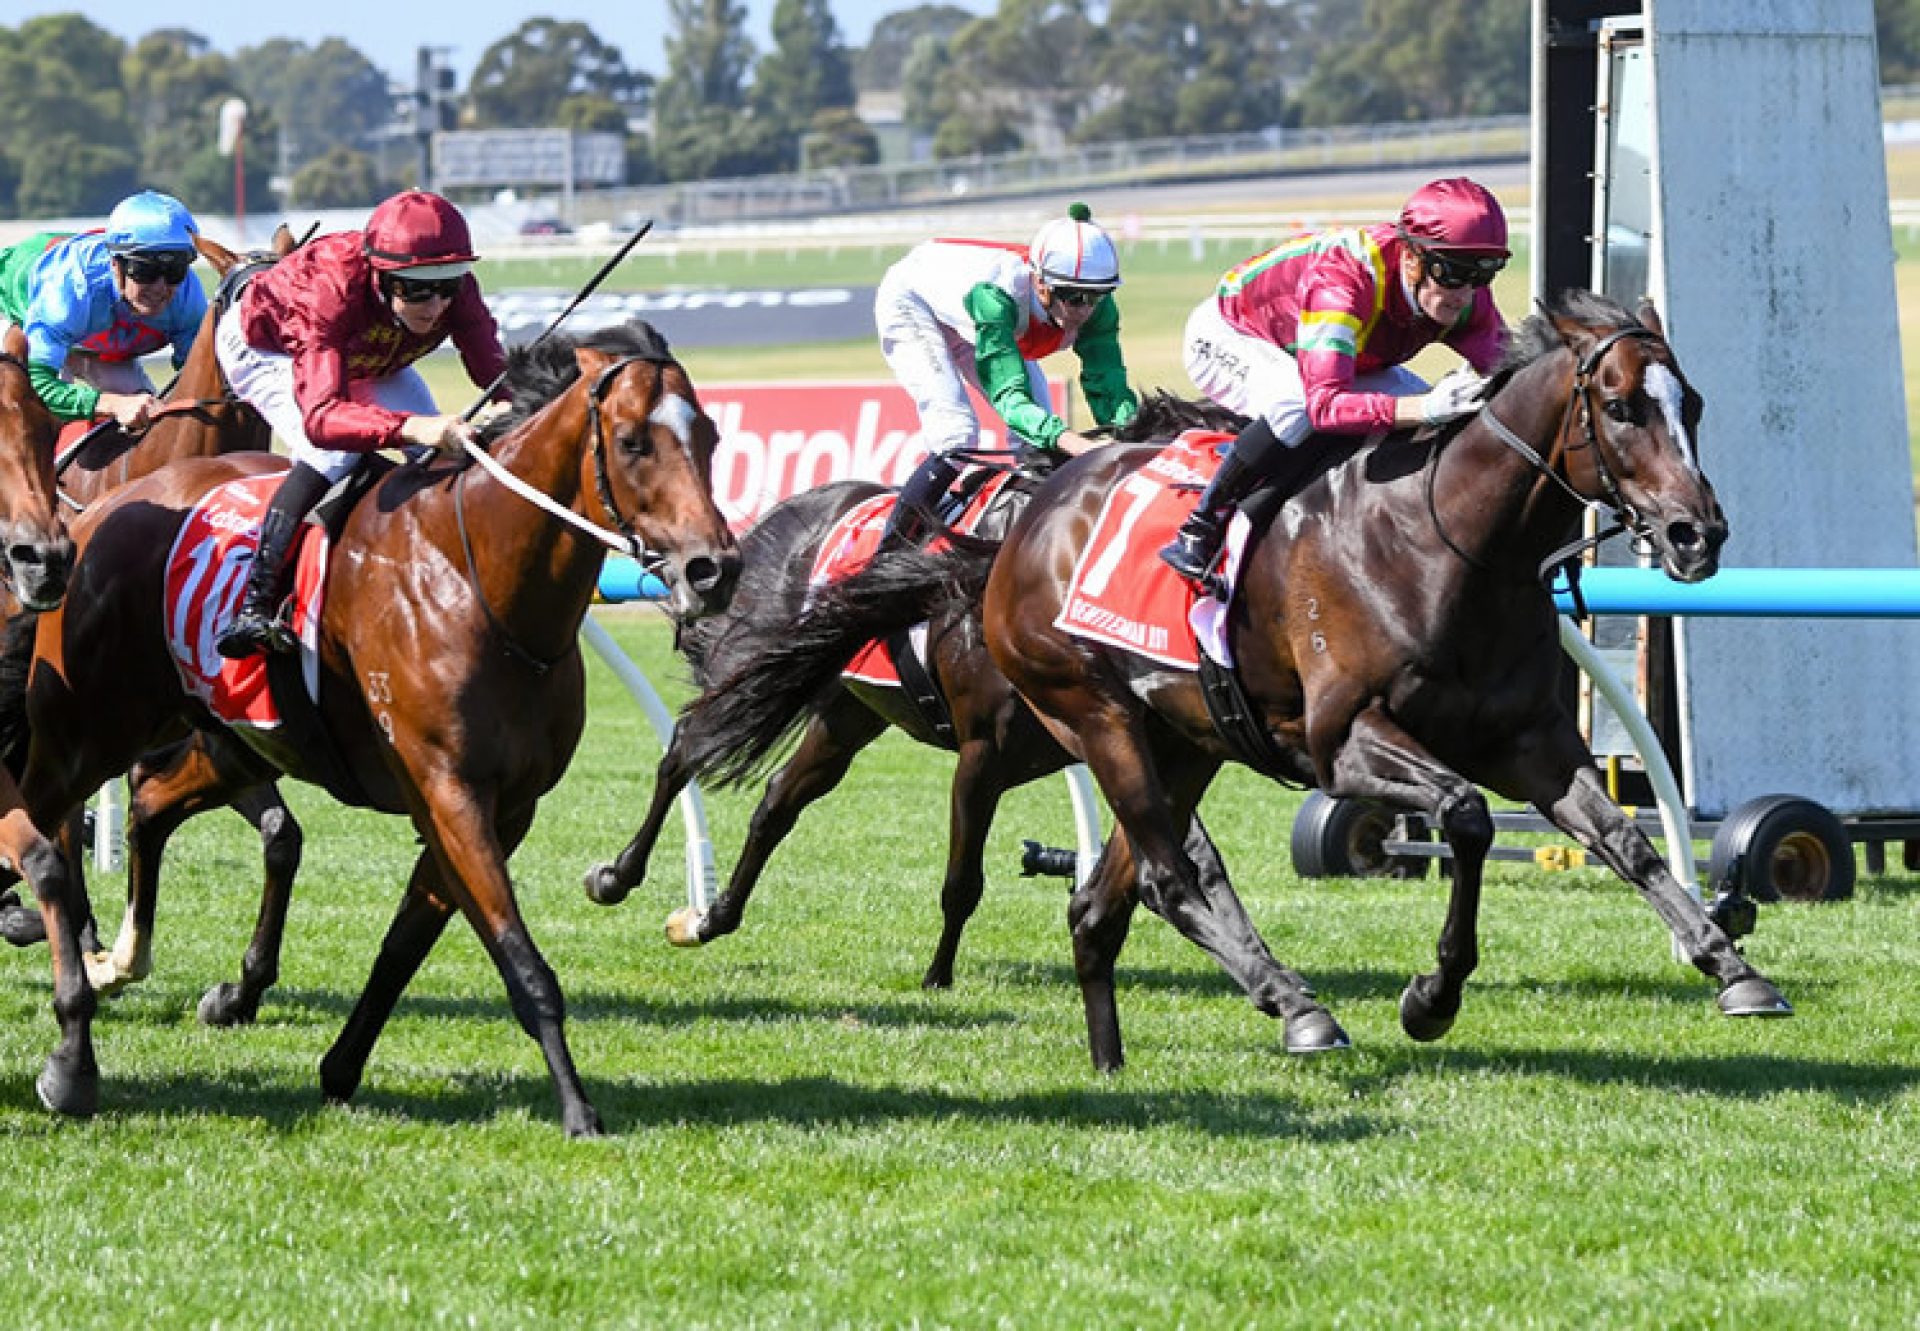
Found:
[363,190,480,279]
[1398,177,1511,258]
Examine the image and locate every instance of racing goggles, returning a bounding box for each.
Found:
[384,273,462,304]
[120,252,194,286]
[1049,285,1106,308]
[1419,249,1505,290]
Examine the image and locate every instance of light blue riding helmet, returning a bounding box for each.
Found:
[103,191,199,256]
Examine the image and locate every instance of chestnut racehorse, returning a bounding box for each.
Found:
[675,292,1788,1072]
[0,227,301,961]
[0,321,739,1132]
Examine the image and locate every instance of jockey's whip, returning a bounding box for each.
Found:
[460,218,655,424]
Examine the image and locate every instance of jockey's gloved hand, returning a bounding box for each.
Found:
[1419,367,1486,426]
[400,412,476,456]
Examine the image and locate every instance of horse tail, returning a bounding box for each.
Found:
[0,609,39,777]
[679,537,999,787]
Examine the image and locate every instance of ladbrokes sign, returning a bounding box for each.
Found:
[702,379,1067,529]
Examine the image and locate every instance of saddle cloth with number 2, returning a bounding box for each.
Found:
[1055,430,1251,670]
[163,472,331,729]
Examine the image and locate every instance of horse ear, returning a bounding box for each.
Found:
[1,324,25,361]
[193,233,238,275]
[1636,298,1665,338]
[575,346,614,379]
[272,223,297,257]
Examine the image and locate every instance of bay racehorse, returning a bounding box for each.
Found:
[0,321,739,1131]
[679,291,1788,1071]
[0,225,304,971]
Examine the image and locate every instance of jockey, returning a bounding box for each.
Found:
[875,202,1139,544]
[1159,176,1512,581]
[213,189,508,660]
[0,189,208,432]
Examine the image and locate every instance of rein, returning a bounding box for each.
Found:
[450,352,678,672]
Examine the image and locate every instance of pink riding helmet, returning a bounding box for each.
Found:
[1398,178,1510,257]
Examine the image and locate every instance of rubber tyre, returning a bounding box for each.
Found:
[1708,795,1854,904]
[1290,791,1431,880]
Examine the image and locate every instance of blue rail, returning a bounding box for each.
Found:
[1553,567,1920,618]
[598,556,669,602]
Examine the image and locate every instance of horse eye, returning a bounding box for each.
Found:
[622,428,655,458]
[1604,397,1637,426]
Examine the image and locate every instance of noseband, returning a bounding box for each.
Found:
[586,352,676,572]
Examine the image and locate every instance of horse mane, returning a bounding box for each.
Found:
[475,321,677,447]
[1486,288,1647,398]
[1111,390,1247,443]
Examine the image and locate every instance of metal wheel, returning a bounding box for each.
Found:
[1708,795,1854,903]
[1290,791,1432,879]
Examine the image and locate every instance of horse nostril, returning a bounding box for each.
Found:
[1667,521,1702,553]
[684,556,721,593]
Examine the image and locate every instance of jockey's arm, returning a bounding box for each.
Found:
[1072,297,1139,432]
[966,283,1068,452]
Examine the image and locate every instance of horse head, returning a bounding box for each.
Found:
[1538,292,1727,583]
[571,325,741,621]
[0,355,74,610]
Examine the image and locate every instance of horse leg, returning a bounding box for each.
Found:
[411,795,603,1138]
[583,724,697,907]
[0,800,97,1116]
[0,808,86,949]
[1071,718,1342,1065]
[198,780,303,1026]
[1324,703,1494,1042]
[1495,727,1790,1017]
[924,734,1004,989]
[672,699,886,948]
[319,855,453,1110]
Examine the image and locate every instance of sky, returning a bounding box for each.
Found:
[16,1,994,84]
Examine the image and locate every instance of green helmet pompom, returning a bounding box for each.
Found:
[1068,202,1092,223]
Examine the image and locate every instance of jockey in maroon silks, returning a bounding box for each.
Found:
[214,189,508,659]
[1160,176,1512,581]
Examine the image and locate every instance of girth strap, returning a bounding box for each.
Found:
[1198,655,1301,785]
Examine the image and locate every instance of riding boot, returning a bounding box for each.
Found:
[215,463,332,660]
[1158,436,1266,580]
[882,452,962,550]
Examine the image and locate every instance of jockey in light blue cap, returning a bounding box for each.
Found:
[0,189,209,432]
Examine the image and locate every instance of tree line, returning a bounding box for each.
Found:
[3,1,1916,219]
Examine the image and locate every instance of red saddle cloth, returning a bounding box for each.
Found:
[53,419,95,472]
[807,470,1016,686]
[1055,430,1236,670]
[164,473,331,729]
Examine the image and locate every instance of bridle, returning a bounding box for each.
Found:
[1428,325,1671,602]
[451,352,691,672]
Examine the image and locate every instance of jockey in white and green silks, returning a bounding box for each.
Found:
[0,190,207,433]
[874,202,1139,543]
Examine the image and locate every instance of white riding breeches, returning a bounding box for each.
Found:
[874,279,1048,457]
[216,303,438,482]
[1183,298,1427,446]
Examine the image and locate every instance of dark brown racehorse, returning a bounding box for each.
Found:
[584,474,1076,988]
[0,321,740,1131]
[0,226,301,969]
[0,352,81,1110]
[678,291,1788,1071]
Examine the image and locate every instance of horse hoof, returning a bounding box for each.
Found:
[1399,981,1458,1043]
[582,865,631,907]
[1283,1008,1351,1054]
[197,982,259,1027]
[0,902,46,948]
[1717,976,1792,1018]
[564,1106,607,1139]
[663,907,708,947]
[36,1057,98,1118]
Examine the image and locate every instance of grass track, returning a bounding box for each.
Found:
[3,611,1917,1327]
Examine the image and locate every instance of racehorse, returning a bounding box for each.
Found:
[0,321,740,1131]
[0,352,81,1111]
[0,225,302,967]
[678,291,1788,1071]
[586,474,1073,988]
[595,397,1249,990]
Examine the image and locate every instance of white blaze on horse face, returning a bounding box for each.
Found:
[650,394,699,457]
[1643,364,1699,471]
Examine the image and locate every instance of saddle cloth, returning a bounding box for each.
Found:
[1055,430,1250,670]
[807,469,1017,686]
[164,472,330,729]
